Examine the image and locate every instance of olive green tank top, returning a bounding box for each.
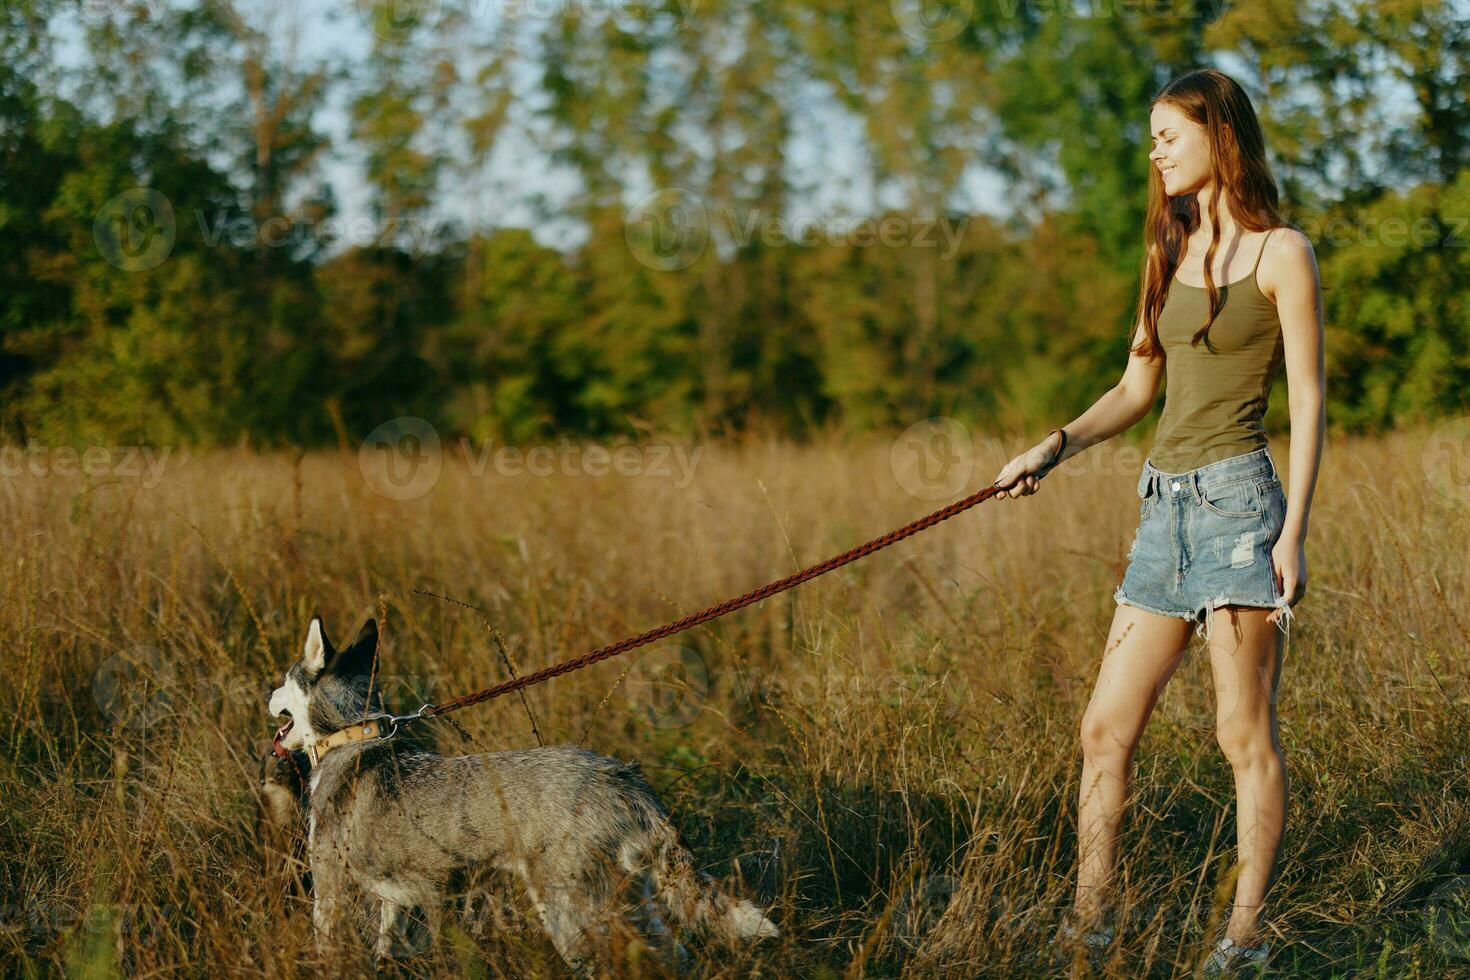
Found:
[1149,228,1285,474]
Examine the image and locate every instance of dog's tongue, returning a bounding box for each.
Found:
[272,720,293,758]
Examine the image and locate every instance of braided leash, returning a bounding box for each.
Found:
[404,470,1043,726]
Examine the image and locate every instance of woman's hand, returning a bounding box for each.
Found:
[992,431,1064,499]
[1268,535,1307,623]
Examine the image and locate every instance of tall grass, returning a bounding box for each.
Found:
[2,426,1468,977]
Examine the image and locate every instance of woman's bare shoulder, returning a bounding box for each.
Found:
[1259,226,1316,302]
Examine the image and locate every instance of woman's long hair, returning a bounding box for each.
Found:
[1134,69,1290,357]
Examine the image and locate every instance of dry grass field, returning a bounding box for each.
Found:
[3,424,1469,978]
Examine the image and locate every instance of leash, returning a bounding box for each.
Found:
[385,479,1017,733]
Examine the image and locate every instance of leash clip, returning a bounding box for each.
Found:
[381,703,435,738]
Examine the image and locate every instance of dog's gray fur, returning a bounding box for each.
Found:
[254,744,527,952]
[268,615,779,970]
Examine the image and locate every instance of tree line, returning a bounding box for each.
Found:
[2,0,1466,448]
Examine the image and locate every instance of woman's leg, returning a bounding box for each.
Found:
[1074,603,1193,923]
[1206,606,1287,946]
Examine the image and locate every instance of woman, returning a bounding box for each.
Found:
[993,69,1325,975]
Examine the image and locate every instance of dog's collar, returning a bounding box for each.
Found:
[307,718,393,765]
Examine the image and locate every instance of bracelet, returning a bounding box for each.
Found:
[1034,427,1068,478]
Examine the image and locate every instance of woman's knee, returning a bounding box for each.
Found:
[1214,713,1279,769]
[1079,709,1137,763]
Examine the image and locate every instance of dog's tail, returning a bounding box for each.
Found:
[623,810,779,944]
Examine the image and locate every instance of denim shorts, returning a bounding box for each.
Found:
[1114,447,1291,636]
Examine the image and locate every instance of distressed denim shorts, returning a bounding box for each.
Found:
[1114,447,1292,638]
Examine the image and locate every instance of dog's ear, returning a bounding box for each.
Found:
[303,615,333,673]
[326,618,379,678]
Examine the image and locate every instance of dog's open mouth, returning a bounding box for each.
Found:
[272,720,293,758]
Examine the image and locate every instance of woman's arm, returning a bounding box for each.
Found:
[993,318,1164,498]
[1265,229,1325,622]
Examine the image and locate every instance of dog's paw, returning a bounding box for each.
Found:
[730,900,779,941]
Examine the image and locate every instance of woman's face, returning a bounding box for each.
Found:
[1149,102,1212,197]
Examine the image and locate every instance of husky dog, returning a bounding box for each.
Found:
[267,615,779,970]
[254,743,525,950]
